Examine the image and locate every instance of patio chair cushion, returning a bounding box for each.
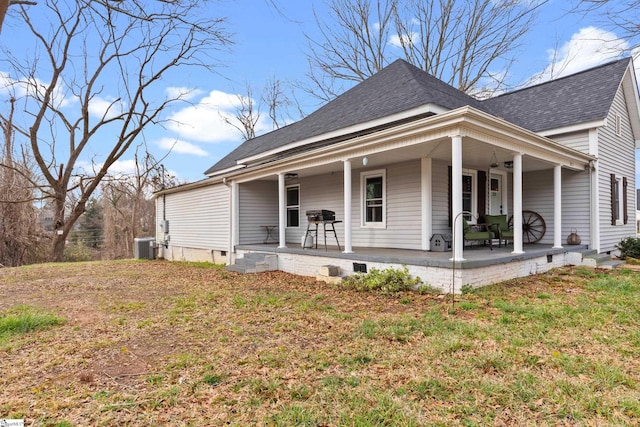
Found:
[484,214,514,244]
[462,218,495,242]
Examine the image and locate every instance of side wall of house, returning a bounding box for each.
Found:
[597,85,637,252]
[155,183,230,262]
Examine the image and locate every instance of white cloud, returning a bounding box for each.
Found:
[166,89,272,143]
[165,86,205,101]
[388,32,417,48]
[75,159,138,177]
[0,71,74,108]
[88,96,124,120]
[156,137,209,157]
[530,26,628,84]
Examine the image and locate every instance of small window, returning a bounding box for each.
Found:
[361,169,386,228]
[610,174,628,226]
[286,185,299,227]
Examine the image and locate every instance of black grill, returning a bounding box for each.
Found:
[305,209,335,222]
[303,209,341,251]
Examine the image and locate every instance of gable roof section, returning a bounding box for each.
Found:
[205,59,480,176]
[480,58,632,133]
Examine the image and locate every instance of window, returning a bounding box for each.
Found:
[361,169,386,227]
[462,170,478,223]
[286,185,299,227]
[610,174,628,226]
[448,168,480,226]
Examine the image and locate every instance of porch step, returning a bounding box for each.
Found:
[226,253,278,274]
[581,252,624,270]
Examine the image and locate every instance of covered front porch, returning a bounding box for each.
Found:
[228,107,596,267]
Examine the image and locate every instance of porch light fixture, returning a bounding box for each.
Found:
[362,157,369,166]
[504,161,513,169]
[489,151,499,168]
[284,173,298,180]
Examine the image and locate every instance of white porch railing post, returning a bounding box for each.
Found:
[277,172,287,248]
[553,165,563,248]
[451,135,465,261]
[343,159,353,253]
[512,153,524,254]
[421,157,433,251]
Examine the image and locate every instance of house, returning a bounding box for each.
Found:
[154,58,640,291]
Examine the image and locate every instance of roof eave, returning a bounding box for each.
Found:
[235,103,450,166]
[220,107,593,183]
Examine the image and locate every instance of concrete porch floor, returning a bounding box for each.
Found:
[235,242,591,269]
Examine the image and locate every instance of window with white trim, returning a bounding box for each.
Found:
[462,169,478,223]
[286,185,299,227]
[361,169,386,228]
[611,174,627,226]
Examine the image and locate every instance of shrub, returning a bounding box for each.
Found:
[342,266,421,294]
[460,284,474,295]
[615,237,640,260]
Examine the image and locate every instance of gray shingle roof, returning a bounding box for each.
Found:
[205,57,631,176]
[205,59,479,175]
[480,58,631,133]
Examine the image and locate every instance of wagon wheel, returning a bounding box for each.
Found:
[508,210,546,243]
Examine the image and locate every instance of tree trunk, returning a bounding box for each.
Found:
[51,232,66,262]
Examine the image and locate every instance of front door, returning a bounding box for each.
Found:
[489,173,504,215]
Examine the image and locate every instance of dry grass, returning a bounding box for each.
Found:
[0,260,639,426]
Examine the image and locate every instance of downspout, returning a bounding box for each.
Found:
[223,177,234,265]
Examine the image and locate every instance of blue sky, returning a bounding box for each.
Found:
[2,0,639,184]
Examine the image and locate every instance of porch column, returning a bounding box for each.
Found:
[512,153,524,254]
[421,157,433,251]
[553,165,563,248]
[230,180,239,264]
[451,135,464,261]
[277,172,287,248]
[343,159,353,253]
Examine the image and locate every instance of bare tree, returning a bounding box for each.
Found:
[306,0,547,100]
[0,97,45,266]
[0,0,36,34]
[576,1,640,49]
[263,76,292,129]
[223,84,261,141]
[0,0,231,262]
[101,150,163,259]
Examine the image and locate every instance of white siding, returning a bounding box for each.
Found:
[239,180,278,244]
[597,86,637,252]
[287,161,423,250]
[522,169,591,246]
[289,171,344,246]
[432,160,450,236]
[547,131,590,154]
[160,184,230,250]
[351,160,422,249]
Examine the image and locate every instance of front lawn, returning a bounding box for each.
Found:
[0,261,638,426]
